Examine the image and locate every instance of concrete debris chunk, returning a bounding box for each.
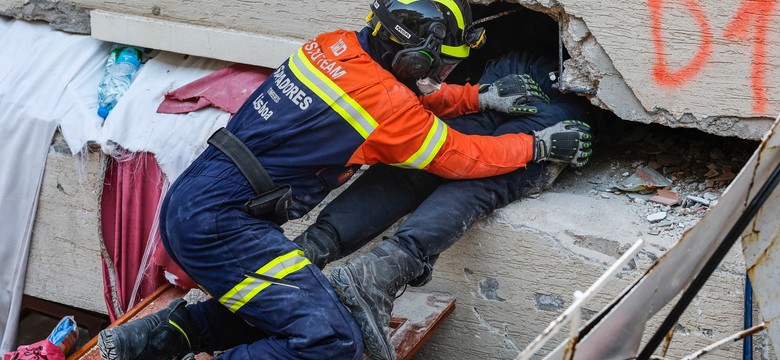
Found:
[703,191,720,201]
[647,211,667,223]
[687,195,711,206]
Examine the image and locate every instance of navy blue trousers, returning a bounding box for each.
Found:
[316,49,593,281]
[159,147,363,359]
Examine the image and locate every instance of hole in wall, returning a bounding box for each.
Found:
[451,2,760,242]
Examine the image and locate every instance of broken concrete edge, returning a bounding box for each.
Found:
[555,6,772,141]
[497,0,773,141]
[0,0,92,34]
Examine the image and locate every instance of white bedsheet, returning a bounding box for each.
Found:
[98,52,232,182]
[0,18,107,352]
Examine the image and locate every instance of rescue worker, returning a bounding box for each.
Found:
[292,42,595,360]
[97,0,591,359]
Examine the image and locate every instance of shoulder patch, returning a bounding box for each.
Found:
[330,39,348,57]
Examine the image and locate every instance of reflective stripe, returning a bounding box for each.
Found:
[395,117,448,169]
[168,320,190,347]
[441,44,470,58]
[219,250,311,313]
[397,0,466,30]
[433,0,465,29]
[288,49,378,139]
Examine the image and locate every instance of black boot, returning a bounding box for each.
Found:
[98,298,198,360]
[293,221,341,268]
[330,240,424,360]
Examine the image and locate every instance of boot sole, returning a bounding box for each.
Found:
[98,329,121,360]
[331,267,395,360]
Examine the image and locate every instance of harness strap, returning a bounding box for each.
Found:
[208,127,275,195]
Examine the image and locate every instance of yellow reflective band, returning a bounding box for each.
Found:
[218,250,311,313]
[433,0,465,30]
[168,320,191,348]
[396,0,465,30]
[288,49,378,139]
[394,117,448,169]
[441,44,470,58]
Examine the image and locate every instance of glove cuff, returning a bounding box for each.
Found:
[532,136,545,163]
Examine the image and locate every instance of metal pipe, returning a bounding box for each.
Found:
[516,239,645,360]
[743,274,753,360]
[681,323,765,360]
[553,15,597,95]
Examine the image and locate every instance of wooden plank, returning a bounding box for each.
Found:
[71,285,455,360]
[391,291,456,360]
[69,284,178,360]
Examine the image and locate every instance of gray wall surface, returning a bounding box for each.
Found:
[1,0,776,139]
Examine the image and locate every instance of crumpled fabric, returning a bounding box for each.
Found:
[157,63,271,115]
[3,340,65,360]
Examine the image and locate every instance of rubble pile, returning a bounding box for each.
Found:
[559,121,758,240]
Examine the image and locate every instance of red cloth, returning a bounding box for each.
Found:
[100,64,274,318]
[157,63,272,114]
[100,152,197,320]
[4,340,64,360]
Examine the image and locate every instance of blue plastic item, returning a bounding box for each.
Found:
[97,44,143,119]
[46,315,79,355]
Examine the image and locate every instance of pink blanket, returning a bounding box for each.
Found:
[157,63,272,114]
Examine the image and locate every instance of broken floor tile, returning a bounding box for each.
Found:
[616,166,672,192]
[649,189,680,206]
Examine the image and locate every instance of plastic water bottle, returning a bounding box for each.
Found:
[97,44,143,118]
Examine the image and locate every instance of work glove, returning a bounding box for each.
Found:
[532,120,593,167]
[478,74,550,115]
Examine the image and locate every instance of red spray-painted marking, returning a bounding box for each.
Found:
[649,0,713,86]
[724,0,777,114]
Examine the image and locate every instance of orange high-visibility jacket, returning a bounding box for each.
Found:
[226,29,534,213]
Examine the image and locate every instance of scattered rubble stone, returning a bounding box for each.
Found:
[703,192,720,201]
[685,195,709,206]
[647,212,667,223]
[560,119,758,240]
